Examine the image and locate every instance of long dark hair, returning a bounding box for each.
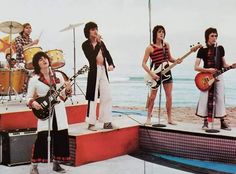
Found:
[152,25,166,44]
[84,22,98,39]
[205,27,218,44]
[20,23,31,36]
[32,51,51,74]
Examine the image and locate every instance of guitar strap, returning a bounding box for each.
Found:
[162,44,167,60]
[214,46,221,70]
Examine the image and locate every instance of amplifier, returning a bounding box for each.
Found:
[1,128,37,166]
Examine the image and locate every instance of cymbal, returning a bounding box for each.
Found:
[0,21,23,34]
[60,22,84,32]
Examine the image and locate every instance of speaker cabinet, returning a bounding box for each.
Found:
[1,128,37,166]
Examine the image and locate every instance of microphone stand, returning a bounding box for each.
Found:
[152,41,166,128]
[47,66,54,165]
[205,43,220,133]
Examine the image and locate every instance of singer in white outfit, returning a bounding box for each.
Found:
[82,22,115,131]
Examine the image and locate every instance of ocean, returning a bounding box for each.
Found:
[76,68,236,107]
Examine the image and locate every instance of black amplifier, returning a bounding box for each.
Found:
[1,128,37,166]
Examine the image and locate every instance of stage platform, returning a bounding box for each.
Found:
[67,115,140,166]
[1,103,236,170]
[0,96,90,130]
[65,114,236,166]
[128,115,236,165]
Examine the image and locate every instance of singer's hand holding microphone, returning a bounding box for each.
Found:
[96,34,102,43]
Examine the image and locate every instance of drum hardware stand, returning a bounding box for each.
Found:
[0,21,24,109]
[67,81,85,105]
[152,41,166,128]
[60,22,85,97]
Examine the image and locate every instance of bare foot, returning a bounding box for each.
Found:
[144,118,152,126]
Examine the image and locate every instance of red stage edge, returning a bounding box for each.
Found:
[0,103,99,130]
[69,126,139,166]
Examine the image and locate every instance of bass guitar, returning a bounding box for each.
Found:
[144,43,202,88]
[32,65,89,120]
[195,63,236,91]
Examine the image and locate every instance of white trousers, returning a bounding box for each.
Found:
[88,65,112,125]
[196,75,226,118]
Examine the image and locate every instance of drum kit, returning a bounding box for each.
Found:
[0,21,66,104]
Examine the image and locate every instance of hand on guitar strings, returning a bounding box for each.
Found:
[207,68,217,74]
[150,72,159,80]
[32,101,43,110]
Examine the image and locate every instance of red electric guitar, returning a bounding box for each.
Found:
[195,63,236,91]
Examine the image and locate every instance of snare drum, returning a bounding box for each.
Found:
[0,68,27,95]
[45,49,65,69]
[23,46,42,70]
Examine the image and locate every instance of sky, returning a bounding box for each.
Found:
[0,0,236,78]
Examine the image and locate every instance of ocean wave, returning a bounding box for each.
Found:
[111,76,194,82]
[110,77,130,82]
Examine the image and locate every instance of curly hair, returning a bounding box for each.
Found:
[32,51,51,74]
[84,22,98,39]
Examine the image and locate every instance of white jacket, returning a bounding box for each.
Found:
[26,72,69,132]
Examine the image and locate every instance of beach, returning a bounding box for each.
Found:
[113,106,236,127]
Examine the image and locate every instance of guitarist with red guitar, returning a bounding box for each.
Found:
[194,27,235,131]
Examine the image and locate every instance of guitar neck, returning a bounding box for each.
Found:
[213,66,233,78]
[162,50,193,75]
[51,72,81,99]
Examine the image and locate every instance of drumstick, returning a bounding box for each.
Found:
[38,30,43,40]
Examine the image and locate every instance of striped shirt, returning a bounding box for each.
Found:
[150,44,169,67]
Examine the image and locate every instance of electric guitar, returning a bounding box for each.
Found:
[32,65,89,120]
[195,63,236,91]
[144,43,202,88]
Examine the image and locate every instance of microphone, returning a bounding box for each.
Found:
[214,42,218,48]
[97,34,102,45]
[48,66,54,77]
[161,39,166,59]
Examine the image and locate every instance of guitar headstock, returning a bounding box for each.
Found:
[190,43,203,52]
[77,65,89,75]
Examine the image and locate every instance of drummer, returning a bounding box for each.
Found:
[15,23,39,63]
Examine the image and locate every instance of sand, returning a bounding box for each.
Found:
[113,106,236,127]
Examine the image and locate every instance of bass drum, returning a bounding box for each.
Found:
[45,49,65,69]
[0,68,28,95]
[23,46,42,70]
